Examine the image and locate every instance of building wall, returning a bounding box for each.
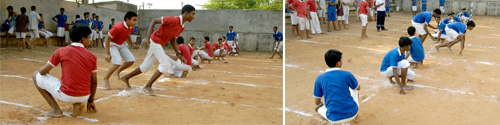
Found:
[394,0,500,16]
[138,10,283,52]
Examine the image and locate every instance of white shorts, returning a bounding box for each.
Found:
[214,49,226,57]
[407,56,420,63]
[64,31,70,43]
[439,6,445,13]
[91,30,97,40]
[380,60,415,79]
[168,59,192,78]
[368,8,374,17]
[38,29,53,38]
[139,39,176,73]
[360,14,368,26]
[431,33,447,39]
[445,26,459,42]
[57,27,65,37]
[192,50,200,59]
[274,42,283,52]
[16,32,26,38]
[317,89,359,123]
[36,72,90,104]
[105,41,136,65]
[191,59,199,66]
[412,6,417,11]
[98,31,103,39]
[337,15,345,20]
[8,26,15,34]
[30,29,40,38]
[228,40,237,49]
[318,8,327,17]
[291,11,299,25]
[130,35,138,43]
[198,50,213,60]
[298,17,310,30]
[460,16,470,23]
[412,20,427,35]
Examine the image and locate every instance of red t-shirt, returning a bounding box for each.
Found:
[48,44,97,96]
[223,41,230,50]
[292,1,308,18]
[287,0,297,4]
[213,42,221,50]
[307,0,317,12]
[177,44,192,66]
[368,0,373,8]
[204,42,214,57]
[65,23,69,31]
[359,1,369,15]
[189,44,195,55]
[150,16,185,46]
[108,21,134,45]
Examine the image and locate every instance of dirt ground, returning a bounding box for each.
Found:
[285,11,500,124]
[0,46,283,124]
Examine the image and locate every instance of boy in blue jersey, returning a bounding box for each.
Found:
[451,12,461,23]
[326,0,339,32]
[411,9,441,44]
[271,26,283,59]
[407,26,424,68]
[314,49,360,124]
[421,0,427,12]
[80,12,90,27]
[431,13,452,43]
[458,8,470,23]
[380,37,415,95]
[90,13,97,47]
[109,18,115,30]
[52,8,67,47]
[439,0,445,13]
[411,0,417,16]
[35,14,53,47]
[130,25,139,45]
[435,21,475,56]
[96,16,104,48]
[226,26,238,56]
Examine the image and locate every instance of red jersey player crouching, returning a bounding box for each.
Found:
[32,23,97,118]
[121,5,196,96]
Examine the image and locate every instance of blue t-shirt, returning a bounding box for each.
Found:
[439,21,447,35]
[96,21,103,30]
[447,22,467,34]
[439,0,445,6]
[453,16,461,23]
[92,19,97,29]
[380,47,405,71]
[38,21,43,29]
[273,31,283,42]
[412,0,416,6]
[313,68,359,121]
[412,12,433,24]
[409,37,425,62]
[226,31,236,41]
[75,19,80,24]
[421,0,427,3]
[132,25,139,35]
[80,18,90,27]
[54,14,67,27]
[458,11,469,18]
[326,0,337,8]
[442,18,451,24]
[109,23,114,30]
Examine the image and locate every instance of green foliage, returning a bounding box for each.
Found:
[202,0,283,10]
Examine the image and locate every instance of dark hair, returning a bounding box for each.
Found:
[462,8,467,10]
[399,37,413,47]
[96,16,99,18]
[7,6,13,10]
[218,38,222,41]
[273,26,278,29]
[60,8,65,11]
[111,18,115,21]
[324,49,343,67]
[433,9,441,15]
[84,12,89,16]
[447,13,453,16]
[407,26,416,36]
[76,15,80,18]
[229,26,233,28]
[124,11,137,21]
[467,21,476,27]
[222,36,226,39]
[20,7,26,13]
[190,37,195,40]
[92,13,96,16]
[39,13,42,17]
[451,12,455,15]
[70,23,91,42]
[204,36,210,41]
[176,36,184,44]
[31,6,36,11]
[181,4,195,14]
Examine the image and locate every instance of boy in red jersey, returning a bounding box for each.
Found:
[213,38,225,60]
[32,23,97,118]
[196,36,214,63]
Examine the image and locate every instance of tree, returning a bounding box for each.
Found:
[202,0,282,10]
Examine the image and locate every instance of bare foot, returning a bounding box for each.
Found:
[344,27,349,30]
[361,37,366,39]
[354,115,360,123]
[403,85,414,90]
[435,45,440,52]
[447,46,453,51]
[120,78,132,89]
[71,103,85,117]
[400,89,406,95]
[143,87,155,96]
[364,35,368,38]
[306,36,312,39]
[103,78,110,89]
[44,110,63,118]
[407,79,415,82]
